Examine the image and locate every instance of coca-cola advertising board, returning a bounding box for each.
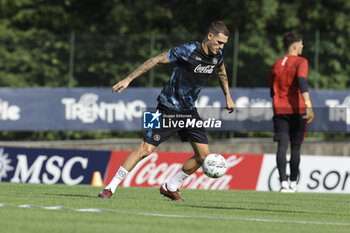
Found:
[0,146,264,190]
[104,151,264,190]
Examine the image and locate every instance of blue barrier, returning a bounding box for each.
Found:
[0,88,348,132]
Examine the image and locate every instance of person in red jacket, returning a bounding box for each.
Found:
[269,32,314,192]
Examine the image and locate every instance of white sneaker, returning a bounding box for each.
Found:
[280,181,290,192]
[280,187,290,193]
[289,185,298,193]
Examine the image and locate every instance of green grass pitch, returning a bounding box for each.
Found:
[0,182,349,233]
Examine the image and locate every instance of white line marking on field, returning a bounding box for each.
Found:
[1,203,349,226]
[76,208,106,212]
[19,204,38,208]
[43,206,70,210]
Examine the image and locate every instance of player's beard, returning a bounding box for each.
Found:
[209,45,218,55]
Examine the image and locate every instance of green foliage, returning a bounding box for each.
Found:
[0,0,350,89]
[1,0,349,89]
[0,20,70,87]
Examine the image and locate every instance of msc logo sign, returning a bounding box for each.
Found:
[143,110,161,129]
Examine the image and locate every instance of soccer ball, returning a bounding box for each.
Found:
[202,153,227,178]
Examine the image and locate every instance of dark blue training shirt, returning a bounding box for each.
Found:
[157,41,224,112]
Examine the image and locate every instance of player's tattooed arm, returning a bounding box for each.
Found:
[132,52,169,79]
[216,63,230,96]
[217,72,229,93]
[113,52,169,93]
[216,63,235,113]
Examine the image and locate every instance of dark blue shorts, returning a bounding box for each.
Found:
[273,114,308,144]
[143,104,209,146]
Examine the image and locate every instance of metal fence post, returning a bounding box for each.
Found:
[149,30,155,87]
[314,30,320,89]
[229,30,239,139]
[68,31,75,87]
[232,30,239,87]
[66,31,76,139]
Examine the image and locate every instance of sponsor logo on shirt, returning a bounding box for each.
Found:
[194,64,215,74]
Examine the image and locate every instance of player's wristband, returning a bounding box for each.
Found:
[305,100,312,108]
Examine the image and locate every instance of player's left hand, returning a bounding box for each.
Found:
[303,100,314,124]
[303,107,314,124]
[226,98,235,113]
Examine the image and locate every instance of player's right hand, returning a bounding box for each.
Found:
[112,78,131,93]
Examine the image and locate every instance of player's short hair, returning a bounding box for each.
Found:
[283,32,303,50]
[208,21,229,36]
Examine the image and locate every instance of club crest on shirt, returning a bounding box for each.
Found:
[212,57,218,65]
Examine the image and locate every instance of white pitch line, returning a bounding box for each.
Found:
[1,203,349,227]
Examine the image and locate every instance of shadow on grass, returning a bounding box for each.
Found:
[182,204,350,217]
[184,204,308,214]
[42,193,93,198]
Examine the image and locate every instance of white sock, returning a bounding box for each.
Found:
[166,169,189,192]
[281,181,289,189]
[105,166,129,193]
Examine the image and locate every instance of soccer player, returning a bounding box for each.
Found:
[98,21,235,201]
[269,32,314,193]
